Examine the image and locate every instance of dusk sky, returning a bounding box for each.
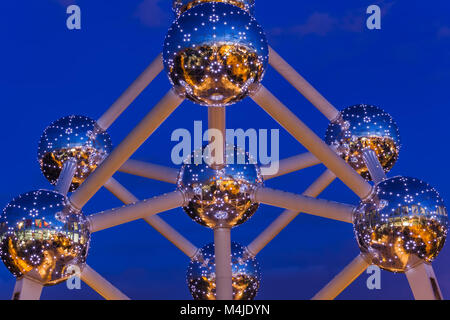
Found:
[0,0,449,299]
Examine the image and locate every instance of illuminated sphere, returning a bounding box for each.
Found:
[177,146,263,228]
[353,176,448,273]
[163,2,269,106]
[187,242,261,300]
[38,115,113,192]
[325,104,400,181]
[0,190,90,285]
[173,0,255,16]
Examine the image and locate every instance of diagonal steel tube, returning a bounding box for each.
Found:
[88,190,187,233]
[251,85,373,199]
[312,254,370,300]
[70,89,184,210]
[104,178,198,258]
[262,152,321,180]
[268,47,339,121]
[119,159,178,184]
[252,187,354,223]
[247,169,336,256]
[80,265,130,300]
[97,54,164,130]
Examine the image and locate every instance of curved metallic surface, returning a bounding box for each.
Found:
[38,115,113,192]
[163,2,269,106]
[173,0,255,16]
[325,104,401,181]
[177,146,263,228]
[187,242,261,300]
[0,190,90,285]
[353,176,448,273]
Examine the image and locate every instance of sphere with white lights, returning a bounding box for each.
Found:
[353,176,448,273]
[325,104,401,181]
[173,0,255,16]
[38,115,113,192]
[163,2,269,106]
[187,242,261,300]
[177,146,263,228]
[0,190,90,285]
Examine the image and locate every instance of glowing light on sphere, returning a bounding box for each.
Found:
[0,190,90,285]
[177,146,263,228]
[163,2,269,106]
[187,242,261,300]
[38,115,113,192]
[173,0,255,16]
[353,176,448,273]
[325,104,400,181]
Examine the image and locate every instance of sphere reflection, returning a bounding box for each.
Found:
[0,190,90,285]
[163,2,269,106]
[325,104,400,181]
[173,0,255,16]
[177,146,263,228]
[187,242,261,300]
[353,176,448,272]
[38,115,113,192]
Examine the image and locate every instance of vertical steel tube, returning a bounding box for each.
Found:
[406,263,443,300]
[12,277,43,300]
[214,227,233,300]
[208,107,226,169]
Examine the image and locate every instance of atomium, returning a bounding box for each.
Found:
[353,176,448,273]
[187,242,261,300]
[0,190,90,285]
[173,0,255,16]
[325,104,401,181]
[0,1,447,301]
[163,2,269,106]
[38,115,113,192]
[177,146,263,228]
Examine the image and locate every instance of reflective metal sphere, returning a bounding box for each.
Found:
[354,176,448,273]
[38,115,113,192]
[0,190,90,285]
[177,146,263,228]
[163,2,269,106]
[187,242,261,300]
[173,0,255,16]
[325,104,401,181]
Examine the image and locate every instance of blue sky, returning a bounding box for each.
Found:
[0,0,449,299]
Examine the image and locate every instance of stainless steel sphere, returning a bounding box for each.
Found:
[38,115,113,192]
[353,176,448,273]
[0,190,90,285]
[177,146,263,228]
[163,2,269,106]
[187,242,261,300]
[173,0,255,16]
[325,104,401,181]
